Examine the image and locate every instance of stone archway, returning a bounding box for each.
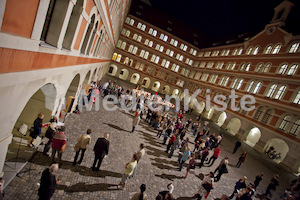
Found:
[263,138,289,163]
[7,83,57,161]
[107,64,118,76]
[162,85,170,95]
[245,127,261,147]
[226,118,241,135]
[119,69,129,80]
[130,73,140,84]
[64,74,80,113]
[152,81,161,92]
[172,89,179,96]
[197,101,205,114]
[216,112,227,127]
[204,107,214,119]
[141,77,151,88]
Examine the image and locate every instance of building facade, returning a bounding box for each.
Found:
[107,1,300,172]
[0,0,132,175]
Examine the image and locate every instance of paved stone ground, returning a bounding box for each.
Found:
[4,76,296,200]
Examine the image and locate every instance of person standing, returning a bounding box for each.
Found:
[206,146,221,167]
[43,116,57,156]
[229,176,247,199]
[264,174,279,198]
[233,141,242,154]
[29,113,44,147]
[199,147,210,168]
[169,136,180,158]
[130,184,148,200]
[92,133,110,171]
[236,152,247,168]
[194,172,214,200]
[73,129,92,166]
[215,158,228,182]
[131,108,141,133]
[135,143,145,163]
[184,153,196,178]
[119,154,138,189]
[51,126,67,166]
[254,172,263,189]
[38,164,59,200]
[179,146,191,171]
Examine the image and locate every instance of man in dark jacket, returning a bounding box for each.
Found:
[229,176,247,199]
[38,164,59,200]
[92,133,110,171]
[29,113,44,147]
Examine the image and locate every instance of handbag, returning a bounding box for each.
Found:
[74,143,80,152]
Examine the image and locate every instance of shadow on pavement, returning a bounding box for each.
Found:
[57,182,120,192]
[155,173,185,181]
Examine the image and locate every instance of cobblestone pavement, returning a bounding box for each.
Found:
[4,77,296,200]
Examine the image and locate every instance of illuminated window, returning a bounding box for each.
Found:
[163,35,168,42]
[274,85,286,100]
[255,63,263,72]
[289,42,299,53]
[287,64,298,75]
[137,22,142,29]
[129,19,134,26]
[253,82,262,94]
[141,25,146,31]
[153,30,157,36]
[292,91,300,104]
[262,63,271,73]
[246,47,253,55]
[144,39,149,45]
[170,51,174,57]
[133,34,138,40]
[266,84,277,97]
[137,36,142,42]
[279,115,291,131]
[148,28,153,35]
[246,81,255,92]
[272,44,281,54]
[278,64,288,74]
[264,45,272,54]
[289,119,300,135]
[125,30,130,37]
[253,46,259,55]
[144,51,149,59]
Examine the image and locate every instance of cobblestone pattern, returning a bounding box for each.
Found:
[4,94,293,199]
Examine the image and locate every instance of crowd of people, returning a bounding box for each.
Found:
[6,79,298,200]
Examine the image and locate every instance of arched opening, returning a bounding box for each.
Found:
[130,73,140,84]
[197,101,205,113]
[93,30,103,56]
[62,0,84,49]
[119,69,129,80]
[41,0,70,47]
[216,112,227,126]
[172,89,179,96]
[180,92,186,101]
[162,85,170,95]
[152,81,161,92]
[204,107,214,119]
[86,21,99,55]
[83,71,91,95]
[226,118,241,135]
[64,74,80,113]
[93,68,98,81]
[80,14,95,54]
[7,84,56,161]
[263,138,289,163]
[107,64,117,76]
[245,127,261,147]
[141,77,151,88]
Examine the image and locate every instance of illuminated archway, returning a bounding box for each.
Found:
[216,112,227,126]
[119,69,129,80]
[130,73,140,84]
[107,64,118,76]
[152,81,161,92]
[226,118,241,135]
[263,138,289,163]
[245,127,261,147]
[141,77,151,88]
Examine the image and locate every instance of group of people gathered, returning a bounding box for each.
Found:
[22,80,299,200]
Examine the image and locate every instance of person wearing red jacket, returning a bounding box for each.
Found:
[206,146,221,167]
[51,126,67,166]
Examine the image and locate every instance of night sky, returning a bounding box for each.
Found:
[148,0,299,39]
